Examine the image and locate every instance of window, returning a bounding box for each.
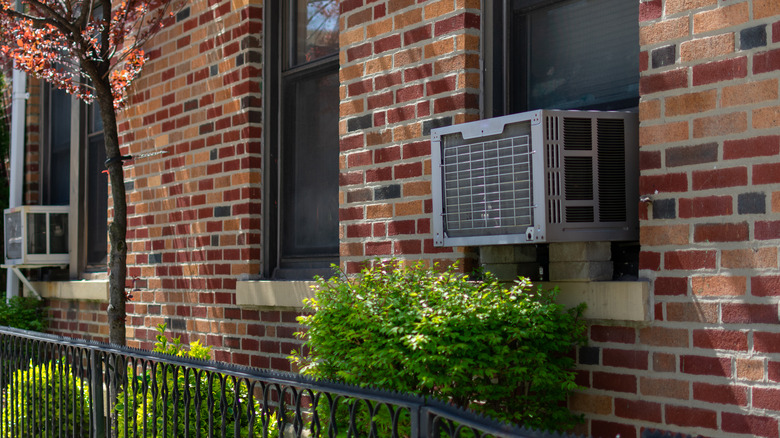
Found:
[263,1,339,279]
[486,0,640,117]
[41,83,108,273]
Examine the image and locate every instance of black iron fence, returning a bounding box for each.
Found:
[0,326,577,438]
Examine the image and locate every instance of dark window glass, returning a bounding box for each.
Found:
[281,71,339,260]
[47,86,71,205]
[503,0,639,114]
[86,103,107,267]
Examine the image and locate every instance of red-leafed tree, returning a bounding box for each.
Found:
[0,0,181,345]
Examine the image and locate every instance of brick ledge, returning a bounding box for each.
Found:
[29,280,109,302]
[540,281,651,322]
[236,280,316,309]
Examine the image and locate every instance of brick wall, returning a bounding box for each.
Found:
[337,0,481,274]
[570,1,780,437]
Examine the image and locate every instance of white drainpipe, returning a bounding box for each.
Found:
[7,69,26,299]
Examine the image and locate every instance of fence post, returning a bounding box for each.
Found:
[91,349,107,438]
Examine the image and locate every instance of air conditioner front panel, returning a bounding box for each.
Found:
[4,206,70,265]
[432,110,638,246]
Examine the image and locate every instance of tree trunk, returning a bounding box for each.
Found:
[94,79,127,347]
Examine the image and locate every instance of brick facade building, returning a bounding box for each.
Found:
[9,0,780,437]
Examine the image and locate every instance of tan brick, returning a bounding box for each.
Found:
[365,55,393,75]
[395,200,423,216]
[366,17,393,38]
[755,0,780,19]
[653,353,677,372]
[639,121,689,145]
[456,34,480,52]
[640,224,689,246]
[693,2,749,34]
[773,192,780,212]
[394,47,423,67]
[721,247,778,269]
[666,0,717,15]
[640,17,689,46]
[639,99,661,121]
[691,275,747,296]
[340,242,364,257]
[393,8,423,31]
[665,90,717,117]
[367,203,393,219]
[403,181,431,197]
[393,123,422,142]
[680,33,734,62]
[666,302,719,323]
[640,377,690,400]
[424,37,456,59]
[340,99,365,117]
[753,105,780,130]
[424,0,455,19]
[569,393,612,415]
[340,63,364,82]
[693,112,747,138]
[736,359,764,381]
[722,79,779,107]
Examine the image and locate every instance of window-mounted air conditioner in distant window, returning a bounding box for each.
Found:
[4,206,70,265]
[431,110,639,247]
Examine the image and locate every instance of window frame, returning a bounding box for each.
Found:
[262,1,340,280]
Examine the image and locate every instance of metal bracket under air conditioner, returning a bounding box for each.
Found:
[1,264,67,300]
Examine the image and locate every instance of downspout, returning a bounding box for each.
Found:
[6,69,26,299]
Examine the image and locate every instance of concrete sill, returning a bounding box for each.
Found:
[236,280,316,309]
[237,279,650,322]
[28,280,109,302]
[539,280,650,322]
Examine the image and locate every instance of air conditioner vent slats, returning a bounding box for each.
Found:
[564,156,594,201]
[597,118,628,222]
[563,117,592,150]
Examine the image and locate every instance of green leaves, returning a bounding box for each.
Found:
[291,260,587,432]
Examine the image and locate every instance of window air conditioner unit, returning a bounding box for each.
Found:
[431,109,638,246]
[4,205,70,265]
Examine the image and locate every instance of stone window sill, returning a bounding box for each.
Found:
[237,279,650,321]
[236,280,316,309]
[29,280,109,302]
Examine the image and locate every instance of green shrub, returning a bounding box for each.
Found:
[115,324,279,437]
[0,296,46,331]
[1,360,91,437]
[291,260,587,432]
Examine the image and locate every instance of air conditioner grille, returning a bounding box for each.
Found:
[563,117,592,150]
[442,134,533,235]
[564,156,594,201]
[598,118,628,222]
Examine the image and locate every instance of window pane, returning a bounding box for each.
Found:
[291,0,339,66]
[49,87,71,205]
[86,133,107,266]
[525,0,639,110]
[281,69,339,260]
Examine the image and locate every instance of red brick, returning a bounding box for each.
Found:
[340,0,363,14]
[754,387,780,411]
[654,277,688,296]
[722,303,779,324]
[693,382,748,406]
[724,136,780,160]
[681,355,732,377]
[664,250,717,270]
[374,146,401,163]
[639,327,688,348]
[693,112,747,138]
[365,241,391,256]
[592,372,637,393]
[693,222,749,242]
[639,150,661,170]
[426,76,457,96]
[678,196,732,218]
[752,275,780,296]
[639,69,688,95]
[591,325,636,344]
[693,329,748,351]
[591,421,636,438]
[393,240,422,255]
[692,57,748,86]
[402,24,431,46]
[339,207,363,221]
[433,93,478,113]
[756,332,780,353]
[638,251,660,270]
[692,167,755,190]
[639,0,662,22]
[603,349,648,370]
[374,34,401,54]
[614,398,661,423]
[639,173,688,194]
[396,84,424,103]
[722,412,779,438]
[665,405,717,429]
[754,163,780,185]
[394,162,422,179]
[433,12,480,37]
[772,361,780,382]
[348,79,373,97]
[756,220,780,240]
[347,42,372,62]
